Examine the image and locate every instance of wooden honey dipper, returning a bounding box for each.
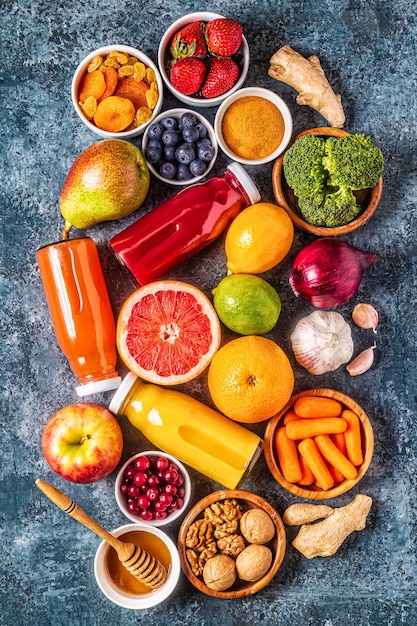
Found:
[35,479,167,590]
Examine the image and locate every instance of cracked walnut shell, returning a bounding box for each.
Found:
[203,554,236,591]
[240,508,276,544]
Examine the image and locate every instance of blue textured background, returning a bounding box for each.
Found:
[1,1,416,624]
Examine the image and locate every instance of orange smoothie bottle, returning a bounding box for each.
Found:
[36,237,121,396]
[109,373,263,489]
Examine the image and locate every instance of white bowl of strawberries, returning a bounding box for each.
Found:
[158,12,249,108]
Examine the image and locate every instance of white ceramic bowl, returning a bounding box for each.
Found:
[94,523,181,609]
[72,45,163,138]
[158,12,249,108]
[214,87,293,165]
[115,451,192,526]
[141,108,218,186]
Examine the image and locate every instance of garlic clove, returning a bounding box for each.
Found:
[352,303,378,333]
[346,345,376,376]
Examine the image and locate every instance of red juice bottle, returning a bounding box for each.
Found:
[108,162,260,286]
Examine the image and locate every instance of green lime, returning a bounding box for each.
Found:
[212,274,281,335]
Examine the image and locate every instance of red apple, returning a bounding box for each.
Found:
[42,402,123,483]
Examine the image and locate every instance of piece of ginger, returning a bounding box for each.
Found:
[283,503,334,526]
[268,45,345,128]
[291,494,372,559]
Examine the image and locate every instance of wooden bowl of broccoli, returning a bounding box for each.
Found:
[272,127,383,236]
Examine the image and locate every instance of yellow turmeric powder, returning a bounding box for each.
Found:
[221,96,285,160]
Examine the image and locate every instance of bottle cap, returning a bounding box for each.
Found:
[76,375,122,398]
[227,162,261,205]
[108,371,138,414]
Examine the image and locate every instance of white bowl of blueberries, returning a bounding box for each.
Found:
[141,108,218,185]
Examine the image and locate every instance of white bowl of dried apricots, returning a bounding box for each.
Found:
[72,45,163,138]
[264,388,374,500]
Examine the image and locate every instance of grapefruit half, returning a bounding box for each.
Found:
[117,280,221,385]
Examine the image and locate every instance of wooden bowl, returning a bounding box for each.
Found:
[264,388,374,500]
[178,489,286,599]
[272,127,383,236]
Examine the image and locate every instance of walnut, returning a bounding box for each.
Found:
[240,508,276,544]
[217,533,245,556]
[203,554,236,591]
[213,519,239,539]
[186,549,204,577]
[235,544,273,582]
[204,499,243,526]
[199,541,217,561]
[185,519,214,551]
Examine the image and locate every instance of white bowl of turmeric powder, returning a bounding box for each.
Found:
[214,87,293,165]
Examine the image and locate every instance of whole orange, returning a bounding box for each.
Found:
[207,336,294,423]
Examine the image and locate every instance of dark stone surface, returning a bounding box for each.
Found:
[1,1,416,624]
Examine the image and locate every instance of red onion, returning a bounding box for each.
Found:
[289,238,379,308]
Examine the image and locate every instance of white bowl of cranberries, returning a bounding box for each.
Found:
[115,451,192,526]
[158,12,249,108]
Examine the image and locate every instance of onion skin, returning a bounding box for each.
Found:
[289,238,379,308]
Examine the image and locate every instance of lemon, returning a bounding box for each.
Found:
[212,274,281,335]
[225,202,294,274]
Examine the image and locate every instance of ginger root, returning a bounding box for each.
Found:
[283,503,334,526]
[268,45,345,128]
[290,494,372,559]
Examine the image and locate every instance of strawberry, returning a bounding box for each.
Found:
[205,18,243,57]
[170,57,207,96]
[201,57,240,99]
[170,21,207,59]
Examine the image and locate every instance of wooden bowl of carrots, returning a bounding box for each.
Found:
[264,388,374,500]
[272,127,383,236]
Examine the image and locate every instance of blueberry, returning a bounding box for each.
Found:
[197,143,215,162]
[182,125,199,143]
[164,145,176,161]
[196,137,212,147]
[175,143,196,165]
[195,122,208,138]
[159,161,177,179]
[160,116,177,130]
[189,159,207,177]
[147,123,164,140]
[180,112,197,128]
[147,139,163,148]
[162,130,179,146]
[145,144,162,164]
[177,163,193,180]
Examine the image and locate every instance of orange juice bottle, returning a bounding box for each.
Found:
[36,237,121,396]
[109,373,263,489]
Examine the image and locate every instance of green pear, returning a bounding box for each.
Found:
[59,139,150,238]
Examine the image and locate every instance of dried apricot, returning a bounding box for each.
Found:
[98,66,118,102]
[93,95,136,132]
[114,78,149,109]
[78,70,106,102]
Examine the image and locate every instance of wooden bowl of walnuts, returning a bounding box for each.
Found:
[177,489,286,599]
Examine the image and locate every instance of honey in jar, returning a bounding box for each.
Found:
[105,530,171,595]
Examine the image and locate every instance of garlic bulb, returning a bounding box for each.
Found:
[352,303,378,332]
[347,345,376,376]
[291,311,354,375]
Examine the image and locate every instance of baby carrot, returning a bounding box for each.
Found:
[286,417,347,440]
[342,409,364,466]
[283,409,299,425]
[274,426,303,483]
[298,453,315,485]
[298,438,334,491]
[293,396,342,418]
[329,433,348,483]
[314,434,358,481]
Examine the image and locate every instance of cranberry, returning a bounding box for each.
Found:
[147,474,160,487]
[137,495,150,509]
[154,510,168,520]
[146,487,159,501]
[177,487,185,499]
[124,466,135,480]
[154,499,168,512]
[128,501,139,515]
[174,474,184,487]
[164,483,177,496]
[134,456,151,472]
[164,468,179,484]
[159,492,173,507]
[120,483,129,494]
[133,471,147,487]
[155,456,170,471]
[140,509,154,521]
[128,484,140,498]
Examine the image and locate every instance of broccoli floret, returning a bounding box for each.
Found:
[298,186,360,227]
[283,135,327,201]
[322,134,384,190]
